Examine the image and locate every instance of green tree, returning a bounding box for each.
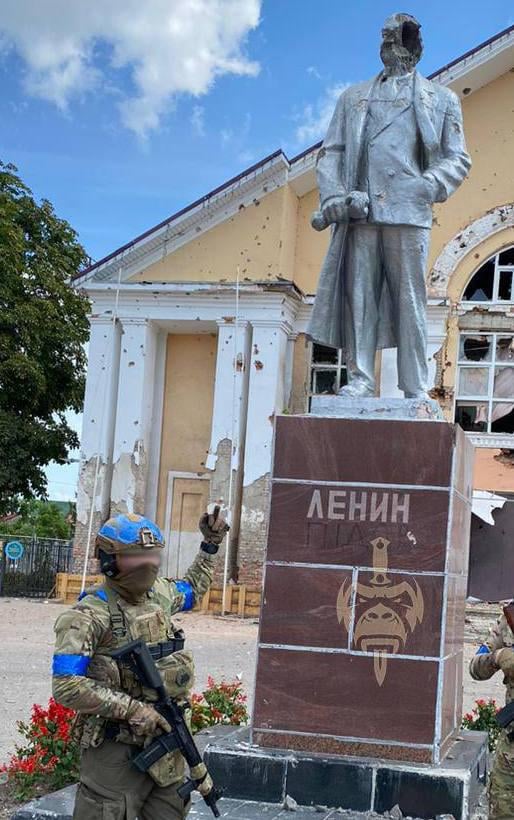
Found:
[1,500,71,539]
[0,162,89,514]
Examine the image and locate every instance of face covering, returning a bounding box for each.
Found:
[106,562,159,603]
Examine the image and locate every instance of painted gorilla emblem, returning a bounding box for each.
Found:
[337,537,424,685]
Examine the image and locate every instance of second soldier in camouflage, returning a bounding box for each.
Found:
[470,608,514,820]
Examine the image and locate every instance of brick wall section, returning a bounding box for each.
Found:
[237,472,271,587]
[72,515,102,575]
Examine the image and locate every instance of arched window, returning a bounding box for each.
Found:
[456,247,514,437]
[463,246,514,302]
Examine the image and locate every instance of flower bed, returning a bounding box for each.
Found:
[462,697,501,752]
[1,677,249,803]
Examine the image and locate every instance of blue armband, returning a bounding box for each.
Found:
[475,644,491,655]
[175,580,195,612]
[52,654,91,676]
[78,589,108,602]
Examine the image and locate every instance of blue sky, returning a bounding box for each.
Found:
[0,0,511,501]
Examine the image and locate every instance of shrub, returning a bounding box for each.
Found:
[461,698,502,752]
[0,698,78,800]
[191,676,249,734]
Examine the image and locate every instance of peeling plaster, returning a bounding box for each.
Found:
[430,204,514,296]
[76,456,110,525]
[206,322,251,473]
[111,440,148,514]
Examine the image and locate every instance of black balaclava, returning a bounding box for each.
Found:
[380,13,423,75]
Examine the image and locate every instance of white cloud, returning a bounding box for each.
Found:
[0,0,262,137]
[306,65,322,80]
[295,82,350,145]
[191,105,206,137]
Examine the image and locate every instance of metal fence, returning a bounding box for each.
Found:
[0,535,73,598]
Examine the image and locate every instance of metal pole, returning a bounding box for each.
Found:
[221,266,241,615]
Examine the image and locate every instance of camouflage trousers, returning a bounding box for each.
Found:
[489,730,514,820]
[73,739,191,820]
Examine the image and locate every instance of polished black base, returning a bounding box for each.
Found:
[204,727,488,820]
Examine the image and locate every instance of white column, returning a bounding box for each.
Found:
[110,318,158,515]
[379,303,450,397]
[75,316,121,567]
[380,349,403,398]
[238,319,291,585]
[243,320,291,487]
[206,319,252,477]
[426,303,450,391]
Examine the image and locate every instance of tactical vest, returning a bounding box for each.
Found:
[76,584,195,787]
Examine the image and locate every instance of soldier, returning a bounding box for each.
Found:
[470,611,514,819]
[52,507,229,820]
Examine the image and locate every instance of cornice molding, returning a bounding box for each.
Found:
[467,432,514,449]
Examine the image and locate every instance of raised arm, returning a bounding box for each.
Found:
[469,614,510,681]
[169,506,229,613]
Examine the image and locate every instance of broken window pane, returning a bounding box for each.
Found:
[459,335,492,362]
[458,367,489,397]
[492,403,514,433]
[311,369,337,394]
[455,402,488,432]
[312,343,338,365]
[338,368,348,391]
[495,336,514,363]
[499,270,513,301]
[499,247,514,267]
[493,367,514,398]
[462,260,494,301]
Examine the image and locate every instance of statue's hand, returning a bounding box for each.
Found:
[346,191,369,219]
[321,196,348,226]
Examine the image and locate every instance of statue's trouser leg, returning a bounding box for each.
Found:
[381,225,430,396]
[344,224,382,392]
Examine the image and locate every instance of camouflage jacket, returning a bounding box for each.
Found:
[469,610,514,704]
[52,549,214,781]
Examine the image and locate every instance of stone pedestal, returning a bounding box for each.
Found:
[252,411,474,765]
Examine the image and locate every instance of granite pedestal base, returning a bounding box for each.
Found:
[204,727,487,820]
[253,412,474,766]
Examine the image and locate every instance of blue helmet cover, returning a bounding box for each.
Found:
[98,513,164,549]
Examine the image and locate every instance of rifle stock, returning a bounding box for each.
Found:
[112,639,222,817]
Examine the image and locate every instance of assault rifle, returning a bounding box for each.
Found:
[112,639,222,817]
[495,603,514,736]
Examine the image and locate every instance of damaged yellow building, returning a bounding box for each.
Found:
[74,24,514,598]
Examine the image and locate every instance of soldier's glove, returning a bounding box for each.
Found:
[199,505,230,554]
[346,191,369,220]
[494,648,514,677]
[126,700,172,736]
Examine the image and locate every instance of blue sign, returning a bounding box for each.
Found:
[5,540,24,561]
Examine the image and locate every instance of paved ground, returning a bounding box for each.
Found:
[6,784,473,820]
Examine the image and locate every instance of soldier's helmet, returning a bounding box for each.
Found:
[95,513,165,557]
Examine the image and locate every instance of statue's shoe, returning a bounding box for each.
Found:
[337,383,375,398]
[404,391,430,400]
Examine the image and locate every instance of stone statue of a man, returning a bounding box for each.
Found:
[308,13,471,399]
